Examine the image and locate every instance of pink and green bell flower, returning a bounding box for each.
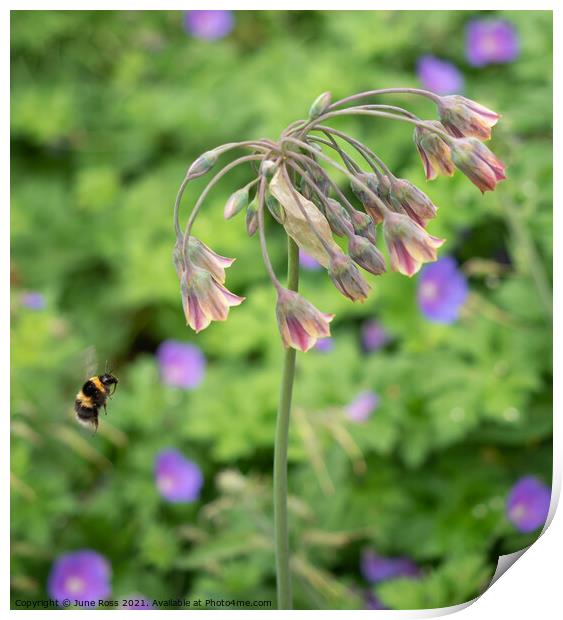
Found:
[438,95,500,141]
[387,177,438,228]
[414,122,455,181]
[183,236,236,284]
[180,265,244,333]
[451,138,507,193]
[275,288,334,352]
[383,211,445,277]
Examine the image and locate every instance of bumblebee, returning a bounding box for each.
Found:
[74,373,118,432]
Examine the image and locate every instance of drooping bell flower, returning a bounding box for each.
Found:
[350,209,377,244]
[348,235,386,276]
[275,288,334,352]
[324,198,353,237]
[184,237,235,284]
[438,95,500,141]
[224,187,249,219]
[328,252,371,302]
[414,122,455,180]
[351,173,385,224]
[383,211,445,277]
[451,137,506,193]
[180,265,244,333]
[386,177,438,228]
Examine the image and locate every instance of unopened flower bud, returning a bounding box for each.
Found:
[350,209,377,244]
[451,138,506,193]
[348,235,386,276]
[309,91,332,120]
[260,160,277,179]
[224,187,249,219]
[414,122,455,180]
[266,192,285,224]
[383,211,445,277]
[324,198,353,237]
[386,177,438,228]
[276,287,334,352]
[351,173,385,223]
[328,252,371,302]
[246,198,258,236]
[438,95,500,141]
[187,150,219,179]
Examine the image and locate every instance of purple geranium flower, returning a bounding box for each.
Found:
[417,55,464,95]
[466,19,520,67]
[299,249,322,271]
[156,340,206,389]
[183,10,234,41]
[361,549,419,584]
[364,591,387,610]
[21,291,45,310]
[506,476,551,533]
[361,320,390,353]
[345,391,379,422]
[154,449,203,503]
[48,550,111,605]
[314,337,334,353]
[417,257,468,324]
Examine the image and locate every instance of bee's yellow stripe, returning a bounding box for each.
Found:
[76,392,94,407]
[90,376,105,393]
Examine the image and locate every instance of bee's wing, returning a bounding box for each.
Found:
[83,345,99,380]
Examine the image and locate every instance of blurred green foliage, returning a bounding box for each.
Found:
[11,10,552,610]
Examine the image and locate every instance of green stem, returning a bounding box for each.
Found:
[274,236,299,610]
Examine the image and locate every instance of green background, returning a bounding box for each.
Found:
[11,10,552,610]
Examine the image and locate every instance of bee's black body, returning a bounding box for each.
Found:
[74,373,118,431]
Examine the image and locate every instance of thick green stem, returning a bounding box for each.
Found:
[274,236,299,610]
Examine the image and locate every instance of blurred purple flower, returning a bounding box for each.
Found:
[21,292,45,310]
[299,249,322,271]
[155,449,203,503]
[417,257,468,324]
[361,320,390,353]
[364,591,387,610]
[156,340,206,389]
[361,549,420,584]
[506,476,551,533]
[183,11,234,41]
[466,19,520,67]
[417,55,464,95]
[345,391,379,422]
[314,337,334,352]
[48,550,111,604]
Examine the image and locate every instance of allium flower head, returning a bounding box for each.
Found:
[48,550,111,604]
[361,320,390,353]
[387,177,438,228]
[361,549,420,583]
[183,10,234,41]
[439,95,500,141]
[345,391,379,422]
[276,288,334,352]
[417,55,464,95]
[383,211,445,277]
[328,253,371,302]
[180,265,244,333]
[417,257,468,324]
[156,340,206,389]
[506,476,551,533]
[466,19,520,67]
[414,122,455,180]
[451,138,506,193]
[155,449,204,503]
